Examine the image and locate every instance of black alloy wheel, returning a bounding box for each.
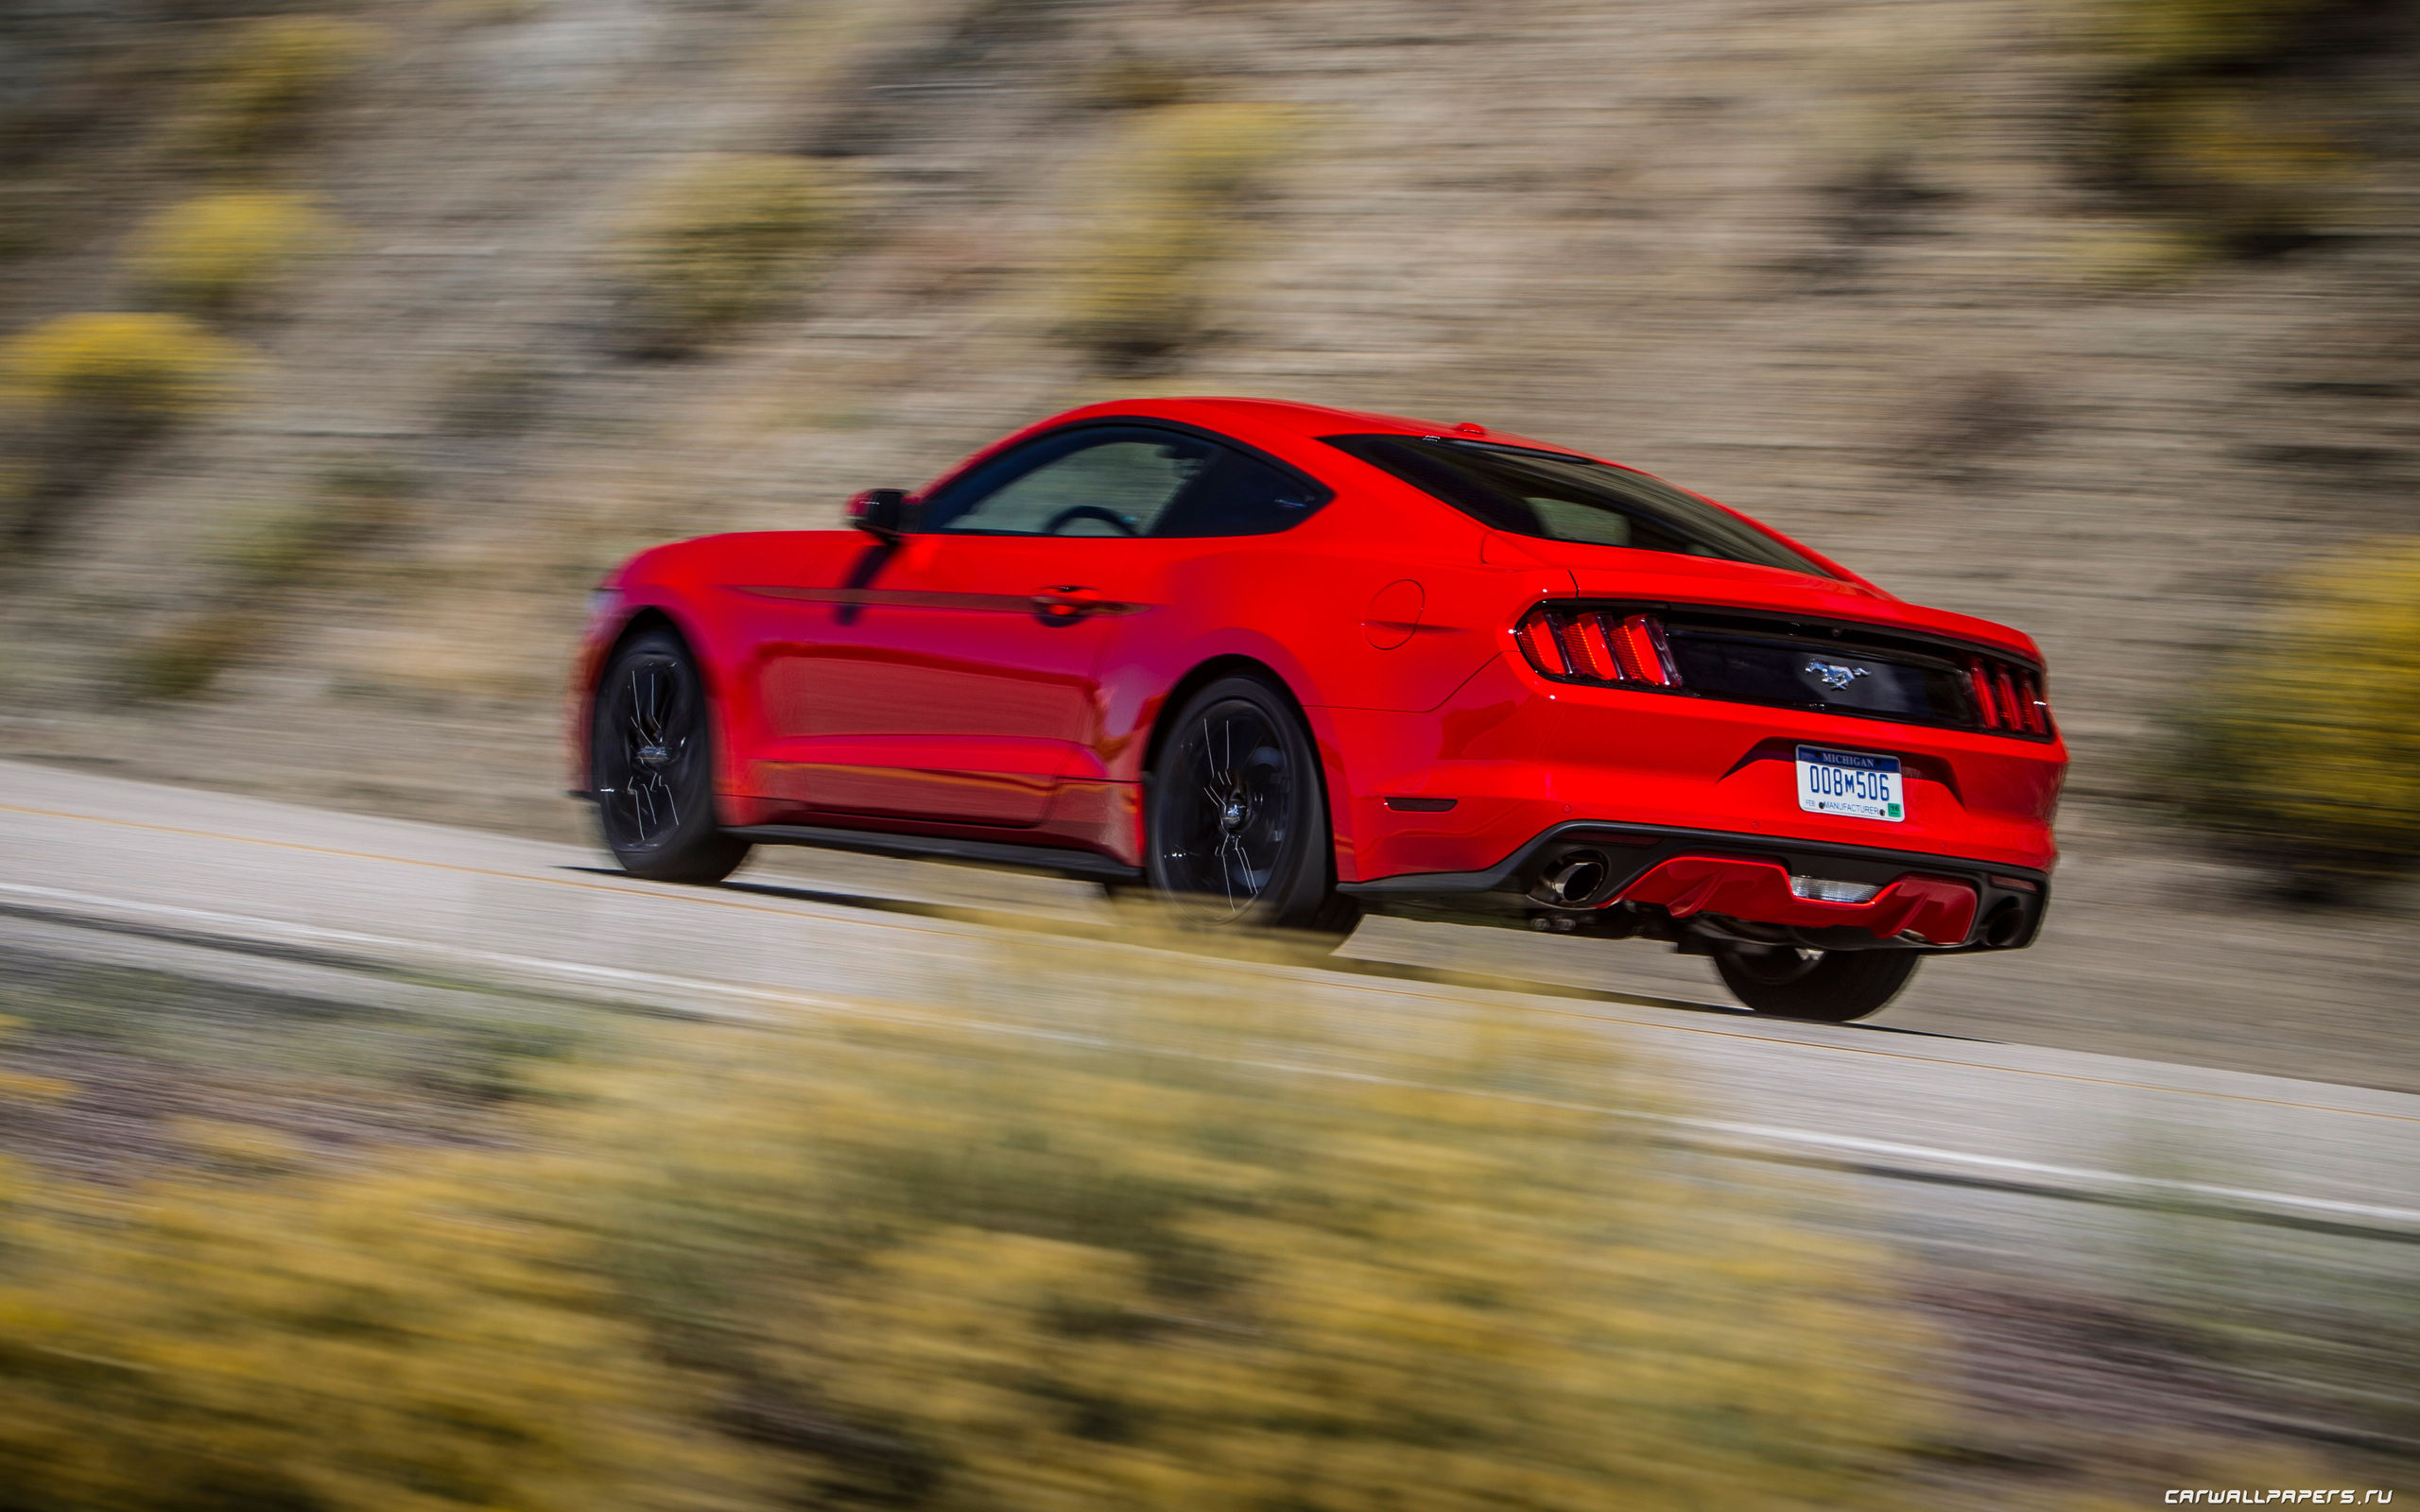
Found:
[1709,940,1919,1022]
[590,627,752,884]
[1146,676,1357,939]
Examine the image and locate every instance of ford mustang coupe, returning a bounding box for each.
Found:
[574,397,2065,1021]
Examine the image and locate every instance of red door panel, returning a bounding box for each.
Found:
[743,535,1118,827]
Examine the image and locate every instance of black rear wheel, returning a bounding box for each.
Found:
[590,627,751,884]
[1710,941,1918,1022]
[1145,676,1357,941]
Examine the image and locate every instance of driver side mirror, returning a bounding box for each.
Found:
[846,488,909,541]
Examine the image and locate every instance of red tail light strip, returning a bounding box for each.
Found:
[1514,613,1568,676]
[1518,605,2053,739]
[1967,656,2051,738]
[1967,661,2002,730]
[1561,613,1621,681]
[1519,609,1682,690]
[1606,615,1653,683]
[1993,667,2022,730]
[1613,614,1680,688]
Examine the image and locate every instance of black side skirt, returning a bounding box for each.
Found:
[728,823,1144,884]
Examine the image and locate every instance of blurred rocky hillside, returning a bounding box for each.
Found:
[2,0,2414,1080]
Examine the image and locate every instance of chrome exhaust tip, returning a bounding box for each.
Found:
[1531,850,1611,907]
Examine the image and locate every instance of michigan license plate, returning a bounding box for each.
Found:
[1796,745,1904,822]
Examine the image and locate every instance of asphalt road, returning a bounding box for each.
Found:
[4,758,2416,1254]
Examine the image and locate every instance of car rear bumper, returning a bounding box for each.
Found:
[1337,817,2050,952]
[1321,653,2063,916]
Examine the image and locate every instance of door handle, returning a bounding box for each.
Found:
[1032,585,1106,625]
[1030,586,1148,626]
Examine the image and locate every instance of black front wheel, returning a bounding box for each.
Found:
[590,627,752,884]
[1710,941,1918,1022]
[1144,676,1357,941]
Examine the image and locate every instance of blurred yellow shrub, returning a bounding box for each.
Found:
[1059,102,1299,369]
[2090,0,2324,67]
[0,314,247,544]
[1058,210,1220,370]
[2065,220,2223,288]
[2077,0,2360,255]
[119,459,415,698]
[434,354,546,435]
[116,608,260,701]
[1,312,245,422]
[564,937,1930,1510]
[1124,100,1301,199]
[2107,87,2354,251]
[433,0,553,26]
[610,154,841,348]
[213,460,414,592]
[0,1149,743,1510]
[2173,537,2420,891]
[0,934,1932,1507]
[1079,55,1194,111]
[176,14,386,160]
[128,191,346,312]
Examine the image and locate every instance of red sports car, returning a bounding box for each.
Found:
[574,397,2064,1021]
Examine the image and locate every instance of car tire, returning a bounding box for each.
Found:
[1709,942,1918,1022]
[1145,675,1359,942]
[590,627,752,885]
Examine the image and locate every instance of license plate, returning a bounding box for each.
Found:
[1795,745,1904,822]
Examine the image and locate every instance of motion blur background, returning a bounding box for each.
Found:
[0,1,2415,1507]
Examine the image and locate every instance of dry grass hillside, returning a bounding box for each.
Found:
[2,0,2414,1085]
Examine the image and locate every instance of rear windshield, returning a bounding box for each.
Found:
[1322,434,1838,579]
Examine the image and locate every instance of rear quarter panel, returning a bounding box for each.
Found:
[1081,488,1571,879]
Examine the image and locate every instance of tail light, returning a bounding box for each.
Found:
[1515,609,1682,689]
[1968,656,2053,736]
[1514,613,1568,675]
[1610,614,1680,687]
[1559,614,1620,681]
[1520,603,2052,739]
[2019,670,2051,735]
[1966,662,2001,730]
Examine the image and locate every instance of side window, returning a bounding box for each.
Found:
[925,427,1215,537]
[1153,447,1331,538]
[1522,497,1703,554]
